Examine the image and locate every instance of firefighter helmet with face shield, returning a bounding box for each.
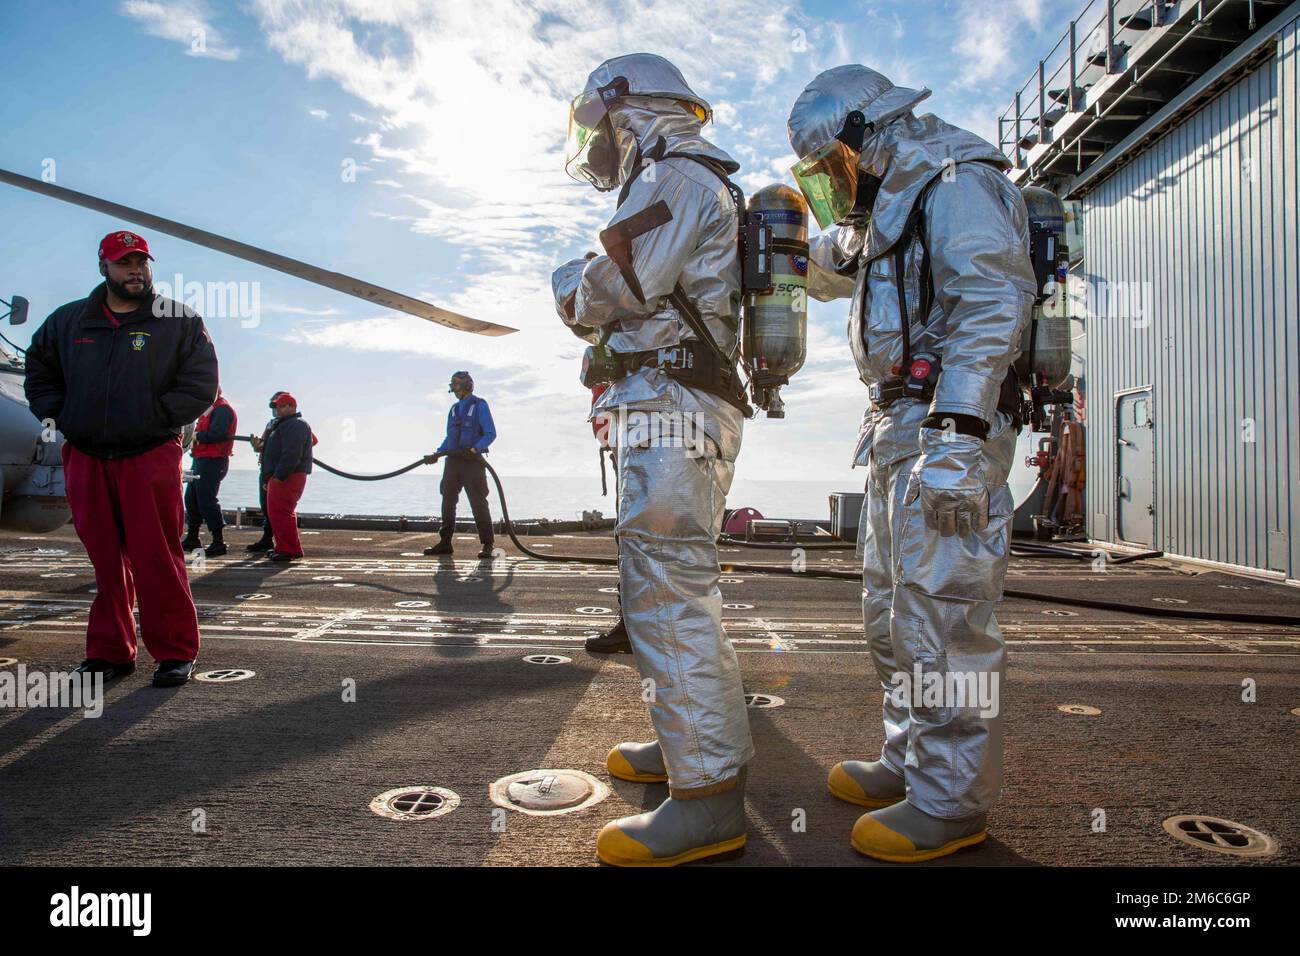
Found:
[787,65,931,228]
[789,112,878,229]
[564,53,713,191]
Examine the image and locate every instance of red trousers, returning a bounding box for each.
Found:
[266,472,307,557]
[62,438,200,663]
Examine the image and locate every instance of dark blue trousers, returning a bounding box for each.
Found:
[184,457,229,534]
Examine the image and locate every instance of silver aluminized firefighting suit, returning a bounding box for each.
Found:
[551,54,752,797]
[792,65,1036,819]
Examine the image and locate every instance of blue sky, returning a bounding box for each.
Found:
[0,0,1079,482]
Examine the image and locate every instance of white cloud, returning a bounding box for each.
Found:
[949,0,1074,89]
[768,152,798,177]
[857,7,904,46]
[120,0,241,60]
[248,0,811,269]
[278,269,576,381]
[229,0,1064,482]
[308,107,330,119]
[1015,0,1045,29]
[954,11,1012,84]
[937,0,1083,148]
[261,303,344,316]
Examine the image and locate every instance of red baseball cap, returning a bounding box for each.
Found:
[272,391,298,407]
[98,230,154,262]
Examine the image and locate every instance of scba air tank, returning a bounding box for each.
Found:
[1017,185,1072,389]
[743,184,809,418]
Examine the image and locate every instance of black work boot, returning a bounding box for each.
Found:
[180,528,202,552]
[424,538,454,556]
[152,659,197,688]
[246,529,274,552]
[585,617,633,655]
[75,658,136,681]
[205,530,227,558]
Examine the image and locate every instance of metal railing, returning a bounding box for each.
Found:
[997,0,1169,167]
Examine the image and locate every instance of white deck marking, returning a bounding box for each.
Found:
[1,596,1297,656]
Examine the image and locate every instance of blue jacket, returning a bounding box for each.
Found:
[261,414,314,480]
[438,394,496,454]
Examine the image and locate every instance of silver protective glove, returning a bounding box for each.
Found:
[551,257,589,320]
[551,252,601,334]
[905,426,989,537]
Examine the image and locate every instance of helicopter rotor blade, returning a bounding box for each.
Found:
[0,167,516,337]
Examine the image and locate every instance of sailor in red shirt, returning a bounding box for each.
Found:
[182,388,238,556]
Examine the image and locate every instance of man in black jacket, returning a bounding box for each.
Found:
[23,230,218,687]
[260,392,313,562]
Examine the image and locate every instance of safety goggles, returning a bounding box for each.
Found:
[790,137,863,230]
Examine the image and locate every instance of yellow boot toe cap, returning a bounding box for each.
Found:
[850,814,987,863]
[596,823,657,866]
[595,820,746,867]
[851,814,918,860]
[606,746,669,783]
[827,762,902,809]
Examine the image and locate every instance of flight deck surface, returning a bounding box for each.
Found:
[2,525,1297,867]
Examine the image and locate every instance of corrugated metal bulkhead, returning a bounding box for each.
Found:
[1082,14,1300,579]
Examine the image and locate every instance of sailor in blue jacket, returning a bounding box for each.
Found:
[425,371,497,558]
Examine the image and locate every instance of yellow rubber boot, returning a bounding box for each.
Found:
[596,769,746,867]
[827,760,905,809]
[605,740,669,784]
[851,800,988,863]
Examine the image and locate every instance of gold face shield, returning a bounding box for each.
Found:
[790,137,863,230]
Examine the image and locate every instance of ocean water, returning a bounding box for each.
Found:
[217,468,855,522]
